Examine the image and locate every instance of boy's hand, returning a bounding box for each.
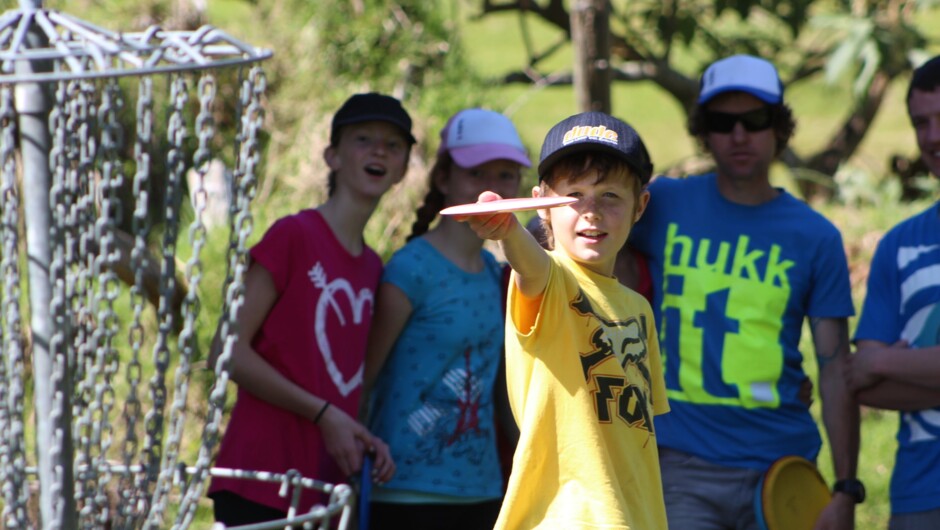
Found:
[456,191,519,240]
[457,190,550,298]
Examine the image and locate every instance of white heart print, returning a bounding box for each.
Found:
[309,262,372,397]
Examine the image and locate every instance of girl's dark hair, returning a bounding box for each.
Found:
[407,152,452,241]
[687,102,796,156]
[327,170,338,197]
[327,131,341,197]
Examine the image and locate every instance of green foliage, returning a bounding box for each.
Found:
[832,163,904,207]
[308,0,494,121]
[812,1,930,98]
[614,0,806,62]
[713,0,812,36]
[314,2,447,92]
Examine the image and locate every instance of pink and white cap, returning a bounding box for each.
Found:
[438,108,531,168]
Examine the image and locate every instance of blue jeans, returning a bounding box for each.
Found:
[659,447,763,530]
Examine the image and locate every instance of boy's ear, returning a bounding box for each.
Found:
[324,145,340,171]
[634,188,651,223]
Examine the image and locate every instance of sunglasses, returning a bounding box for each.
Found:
[704,107,774,133]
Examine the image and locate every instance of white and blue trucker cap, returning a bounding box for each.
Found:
[698,55,783,105]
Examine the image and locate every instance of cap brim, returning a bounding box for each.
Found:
[699,85,781,105]
[451,144,531,168]
[334,115,417,144]
[538,143,650,184]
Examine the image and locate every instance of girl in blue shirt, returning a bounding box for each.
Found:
[363,108,529,530]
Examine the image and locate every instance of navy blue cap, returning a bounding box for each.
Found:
[330,92,416,145]
[538,111,653,184]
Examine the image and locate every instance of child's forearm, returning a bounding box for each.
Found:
[501,220,550,298]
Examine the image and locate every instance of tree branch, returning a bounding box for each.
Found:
[801,70,894,197]
[86,228,189,334]
[480,0,569,30]
[499,60,698,111]
[788,50,828,84]
[481,1,645,60]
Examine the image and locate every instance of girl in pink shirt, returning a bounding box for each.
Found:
[207,93,414,526]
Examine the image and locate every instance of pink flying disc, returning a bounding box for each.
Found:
[439,196,578,216]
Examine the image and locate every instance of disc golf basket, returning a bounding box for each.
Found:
[0,2,353,529]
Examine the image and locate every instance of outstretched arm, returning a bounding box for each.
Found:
[461,191,551,298]
[209,262,395,482]
[811,317,859,530]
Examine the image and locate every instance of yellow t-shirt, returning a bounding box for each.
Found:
[495,250,669,530]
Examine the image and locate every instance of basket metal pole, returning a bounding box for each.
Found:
[16,1,77,528]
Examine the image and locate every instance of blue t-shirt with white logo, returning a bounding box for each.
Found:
[368,238,505,501]
[854,203,940,514]
[630,173,854,469]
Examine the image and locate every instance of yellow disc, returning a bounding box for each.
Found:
[760,456,831,530]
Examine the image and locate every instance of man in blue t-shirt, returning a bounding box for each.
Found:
[630,54,861,529]
[848,56,940,529]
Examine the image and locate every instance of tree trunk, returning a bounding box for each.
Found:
[570,0,610,113]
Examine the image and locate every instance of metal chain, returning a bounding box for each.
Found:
[85,77,125,528]
[119,75,154,529]
[217,66,263,375]
[222,64,264,391]
[68,78,104,528]
[143,73,188,529]
[0,85,29,529]
[209,64,258,435]
[0,54,276,530]
[168,72,214,528]
[214,65,263,425]
[46,77,73,530]
[174,68,264,529]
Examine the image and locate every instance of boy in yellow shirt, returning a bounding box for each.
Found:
[461,111,669,529]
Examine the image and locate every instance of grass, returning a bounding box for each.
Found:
[815,198,938,527]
